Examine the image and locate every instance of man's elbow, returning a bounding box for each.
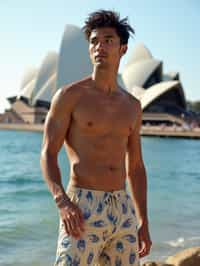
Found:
[40,147,57,167]
[40,148,47,170]
[128,164,146,180]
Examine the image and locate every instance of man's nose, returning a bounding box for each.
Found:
[96,41,105,51]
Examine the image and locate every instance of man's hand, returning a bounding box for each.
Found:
[59,200,85,240]
[138,222,152,258]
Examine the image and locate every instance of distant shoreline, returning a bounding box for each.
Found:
[140,125,200,139]
[1,122,200,139]
[0,123,43,132]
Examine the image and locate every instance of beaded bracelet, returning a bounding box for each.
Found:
[54,194,71,209]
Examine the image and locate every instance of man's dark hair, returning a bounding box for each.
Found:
[82,10,135,45]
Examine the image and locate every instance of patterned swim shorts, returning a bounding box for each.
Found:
[54,186,140,266]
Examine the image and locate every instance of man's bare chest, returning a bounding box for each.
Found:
[72,95,136,136]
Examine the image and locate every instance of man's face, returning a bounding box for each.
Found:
[88,27,127,69]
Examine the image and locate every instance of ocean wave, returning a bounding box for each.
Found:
[1,177,43,185]
[165,237,185,247]
[6,188,49,197]
[0,188,50,201]
[188,236,200,241]
[165,236,200,247]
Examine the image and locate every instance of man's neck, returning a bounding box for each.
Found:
[91,67,118,95]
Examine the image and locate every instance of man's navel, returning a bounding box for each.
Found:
[109,166,117,171]
[87,121,93,126]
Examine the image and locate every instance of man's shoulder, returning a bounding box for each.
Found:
[61,76,91,97]
[119,87,142,112]
[53,76,91,103]
[50,76,91,113]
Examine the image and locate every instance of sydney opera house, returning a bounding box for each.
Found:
[0,25,192,126]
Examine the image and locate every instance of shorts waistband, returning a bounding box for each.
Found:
[66,185,127,198]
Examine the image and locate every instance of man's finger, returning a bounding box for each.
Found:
[66,217,74,236]
[74,212,85,234]
[68,213,78,230]
[139,241,146,257]
[139,246,146,258]
[139,241,151,258]
[138,236,144,249]
[63,220,70,235]
[70,213,82,236]
[77,209,85,231]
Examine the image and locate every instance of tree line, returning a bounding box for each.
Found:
[187,100,200,113]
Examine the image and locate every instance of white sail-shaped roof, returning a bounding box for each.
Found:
[32,73,56,105]
[128,81,186,110]
[121,43,162,90]
[125,43,153,67]
[56,24,92,89]
[30,51,58,103]
[19,67,38,90]
[122,59,161,90]
[129,86,145,101]
[163,72,179,81]
[140,81,183,109]
[17,78,37,100]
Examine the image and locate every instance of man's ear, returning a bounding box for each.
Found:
[120,44,128,57]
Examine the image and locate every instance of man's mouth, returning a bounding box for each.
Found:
[95,54,107,58]
[95,54,107,59]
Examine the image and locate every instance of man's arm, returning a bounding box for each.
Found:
[40,87,71,199]
[40,86,85,239]
[127,100,148,224]
[127,99,152,257]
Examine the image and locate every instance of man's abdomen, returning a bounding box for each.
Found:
[69,161,126,191]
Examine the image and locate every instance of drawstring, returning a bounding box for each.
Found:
[104,192,118,208]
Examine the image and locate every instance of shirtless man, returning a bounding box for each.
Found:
[40,10,152,266]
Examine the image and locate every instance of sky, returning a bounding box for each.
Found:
[0,0,199,113]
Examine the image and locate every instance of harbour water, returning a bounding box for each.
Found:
[0,130,199,265]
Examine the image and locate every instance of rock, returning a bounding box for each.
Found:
[142,262,173,266]
[166,246,200,266]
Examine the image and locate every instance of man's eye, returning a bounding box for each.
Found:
[106,39,113,44]
[90,39,97,44]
